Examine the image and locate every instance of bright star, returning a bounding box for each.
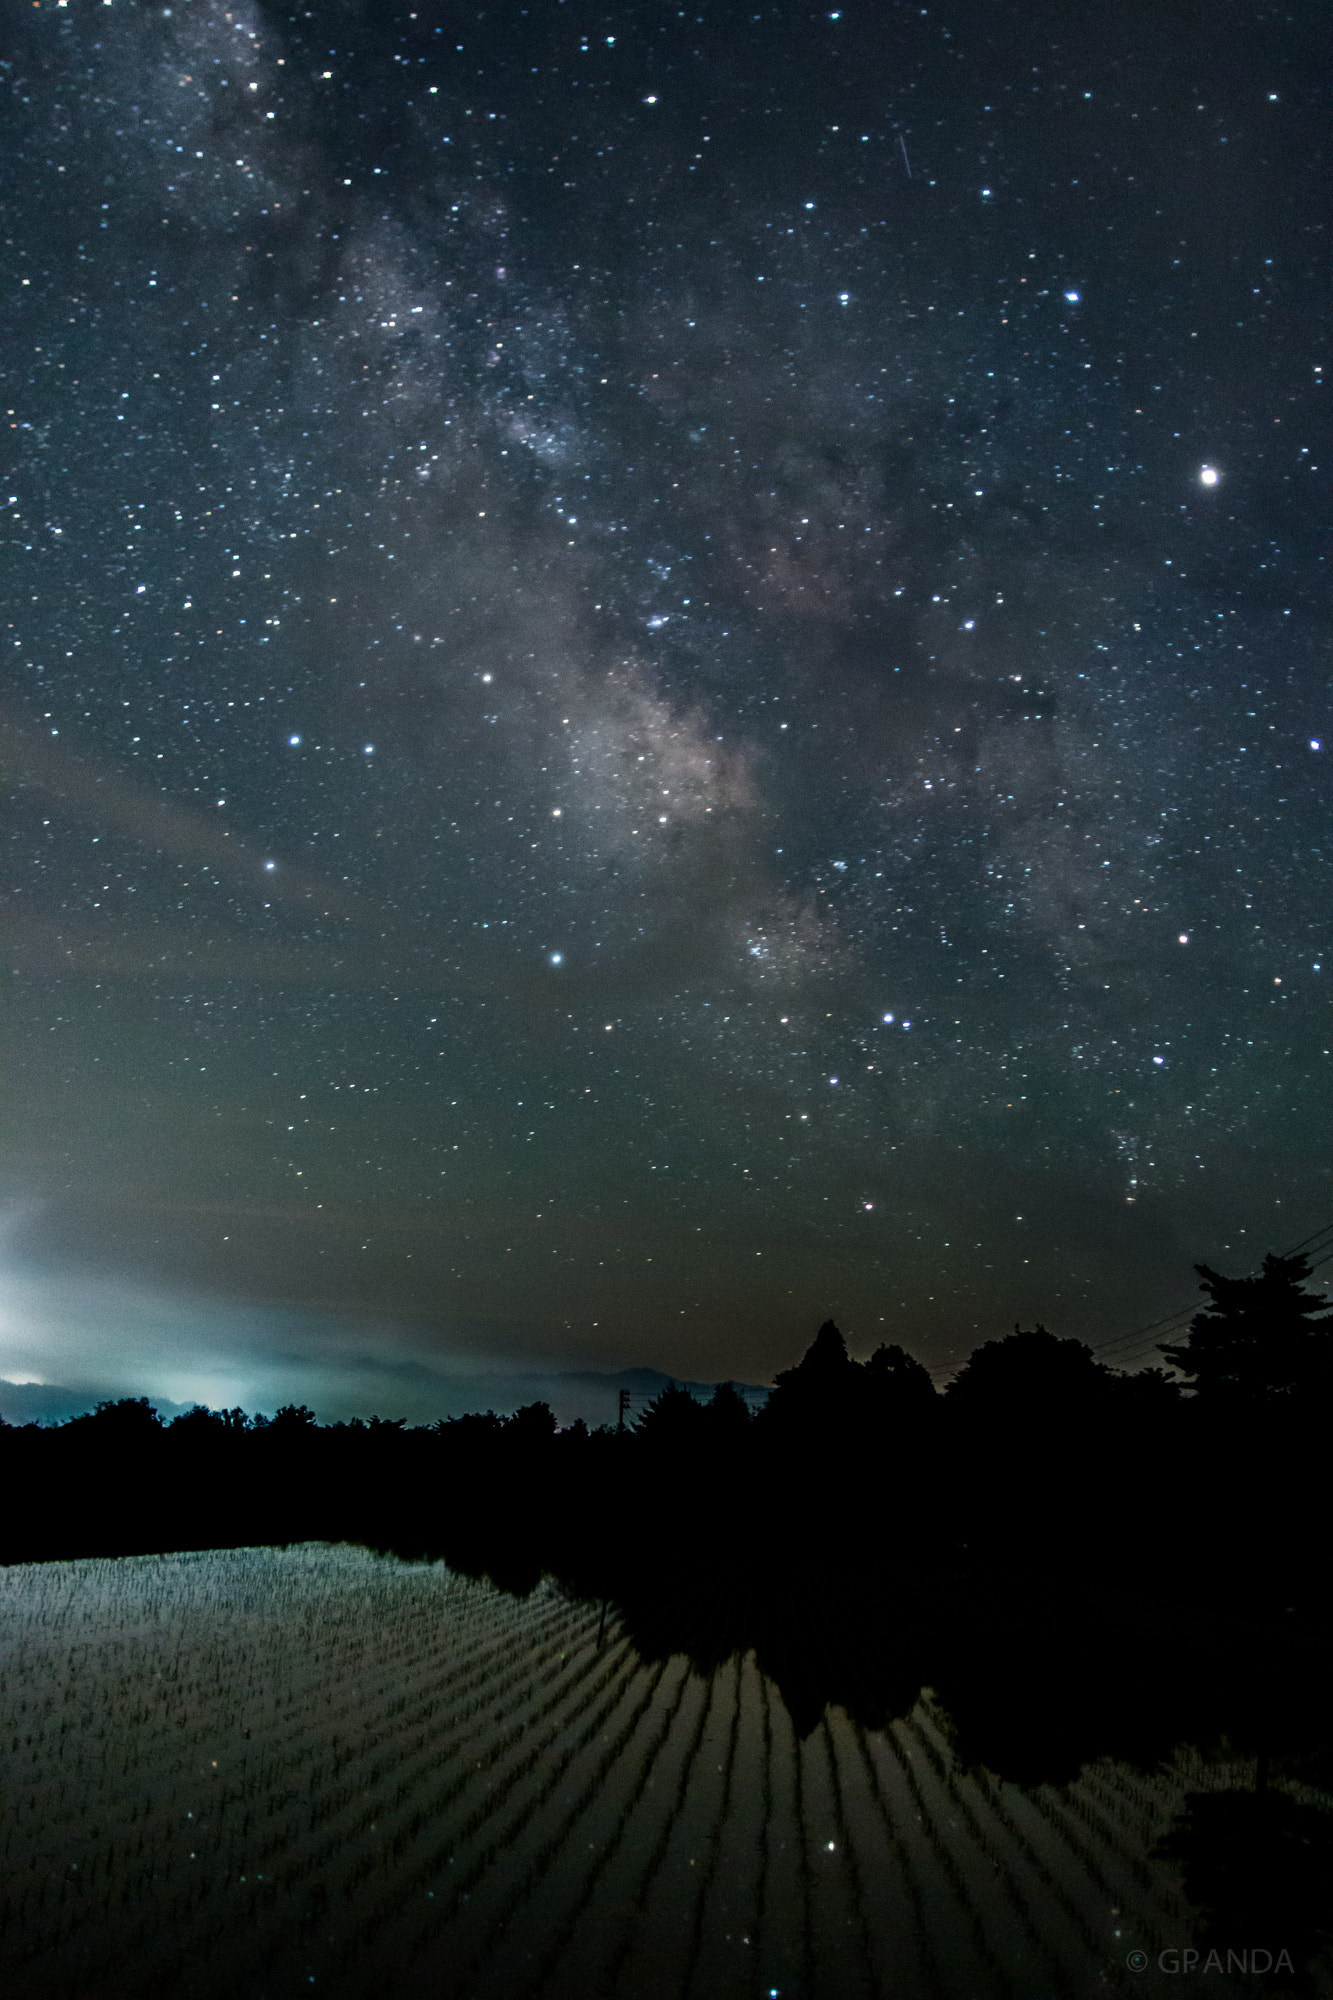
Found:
[1199,465,1221,487]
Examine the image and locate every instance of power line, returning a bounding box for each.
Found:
[1092,1325,1194,1367]
[928,1220,1333,1387]
[1092,1305,1195,1360]
[1084,1219,1333,1369]
[1278,1220,1333,1258]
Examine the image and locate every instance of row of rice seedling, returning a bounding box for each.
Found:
[672,1653,760,1997]
[1,1545,1247,1999]
[291,1624,637,1981]
[210,1574,598,1995]
[461,1652,710,1996]
[117,1588,614,1998]
[625,1662,781,2000]
[3,1548,548,1882]
[1002,1762,1179,1954]
[652,1640,768,2000]
[1,1548,579,1996]
[896,1705,1098,1992]
[384,1637,680,1992]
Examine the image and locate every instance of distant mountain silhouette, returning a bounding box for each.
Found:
[5,1250,1329,1806]
[0,1367,767,1432]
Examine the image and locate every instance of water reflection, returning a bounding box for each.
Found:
[1156,1789,1333,1994]
[6,1545,1327,1999]
[453,1539,1333,1995]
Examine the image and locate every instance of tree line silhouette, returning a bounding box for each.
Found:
[2,1250,1330,1810]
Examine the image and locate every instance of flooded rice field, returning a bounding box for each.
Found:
[0,1546,1307,1999]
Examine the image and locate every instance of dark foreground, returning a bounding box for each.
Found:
[3,1303,1331,1992]
[2,1545,1328,2000]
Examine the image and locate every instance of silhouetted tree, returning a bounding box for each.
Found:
[169,1403,229,1436]
[634,1381,708,1450]
[762,1320,860,1436]
[775,1319,853,1393]
[69,1396,163,1436]
[705,1380,752,1439]
[1161,1252,1333,1405]
[171,1403,251,1434]
[437,1410,505,1445]
[269,1402,319,1432]
[863,1342,938,1420]
[505,1400,557,1444]
[946,1325,1111,1420]
[3,1234,1327,1763]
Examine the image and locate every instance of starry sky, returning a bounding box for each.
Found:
[3,0,1330,1415]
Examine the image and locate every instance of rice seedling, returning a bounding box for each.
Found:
[0,1545,1304,1999]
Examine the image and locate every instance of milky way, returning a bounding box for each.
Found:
[3,0,1330,1404]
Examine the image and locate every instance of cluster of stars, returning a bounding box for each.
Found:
[0,0,1326,1386]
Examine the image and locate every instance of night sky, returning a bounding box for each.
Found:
[3,0,1330,1416]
